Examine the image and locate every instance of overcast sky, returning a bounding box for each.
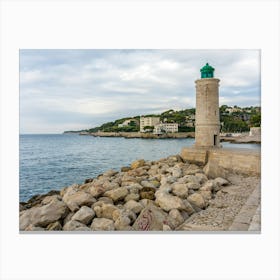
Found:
[20,49,260,134]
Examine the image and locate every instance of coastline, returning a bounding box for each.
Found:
[19,149,260,232]
[64,131,261,144]
[78,131,195,139]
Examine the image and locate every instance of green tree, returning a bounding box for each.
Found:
[250,113,261,127]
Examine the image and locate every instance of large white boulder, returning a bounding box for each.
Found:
[71,206,95,224]
[104,187,128,202]
[187,193,206,209]
[20,196,68,230]
[91,218,115,231]
[155,192,186,212]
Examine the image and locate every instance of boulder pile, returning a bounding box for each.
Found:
[19,155,229,231]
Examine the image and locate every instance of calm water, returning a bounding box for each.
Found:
[19,134,260,202]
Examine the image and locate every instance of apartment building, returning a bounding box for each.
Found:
[153,123,178,134]
[140,117,160,132]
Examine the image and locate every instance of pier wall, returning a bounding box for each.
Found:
[180,147,260,178]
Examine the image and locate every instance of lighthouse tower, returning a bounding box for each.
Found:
[195,63,221,148]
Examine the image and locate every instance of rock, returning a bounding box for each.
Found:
[195,173,208,184]
[167,155,178,162]
[91,218,115,231]
[172,167,183,178]
[168,209,184,229]
[84,178,94,184]
[63,220,89,231]
[124,193,140,202]
[178,175,200,185]
[149,179,160,188]
[93,203,118,220]
[124,200,144,214]
[89,185,107,198]
[47,221,62,231]
[199,190,212,201]
[121,166,131,172]
[162,224,172,231]
[71,206,95,224]
[186,182,201,190]
[172,183,189,199]
[140,180,156,188]
[187,193,206,209]
[19,196,68,230]
[21,190,61,210]
[114,215,131,230]
[62,185,95,212]
[203,161,228,179]
[133,205,168,231]
[121,175,138,186]
[155,192,186,212]
[180,210,190,220]
[131,159,145,169]
[200,180,215,191]
[182,200,195,215]
[112,209,136,222]
[134,167,148,177]
[63,212,75,225]
[139,199,157,208]
[161,176,177,185]
[73,227,91,231]
[98,197,114,205]
[104,187,128,202]
[113,209,136,230]
[25,225,45,231]
[19,203,26,212]
[184,164,202,175]
[214,177,229,186]
[125,183,142,194]
[60,186,69,197]
[139,187,156,200]
[103,169,118,177]
[103,181,120,191]
[158,184,172,193]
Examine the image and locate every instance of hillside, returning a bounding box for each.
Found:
[64,105,261,134]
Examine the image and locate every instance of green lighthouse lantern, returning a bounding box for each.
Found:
[200,63,215,78]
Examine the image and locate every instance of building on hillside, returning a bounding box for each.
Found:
[118,118,139,128]
[186,114,195,120]
[186,120,195,127]
[249,127,261,137]
[185,115,195,127]
[153,123,178,134]
[225,107,241,114]
[140,117,160,132]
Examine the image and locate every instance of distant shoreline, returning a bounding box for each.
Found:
[63,131,261,144]
[77,131,195,139]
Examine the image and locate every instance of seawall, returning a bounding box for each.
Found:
[80,131,195,139]
[180,147,260,178]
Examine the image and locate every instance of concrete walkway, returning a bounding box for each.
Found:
[177,176,261,232]
[229,183,261,231]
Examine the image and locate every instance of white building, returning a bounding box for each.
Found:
[140,117,160,132]
[118,119,138,128]
[153,123,178,134]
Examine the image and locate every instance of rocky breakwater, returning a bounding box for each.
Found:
[20,155,231,231]
[82,131,195,139]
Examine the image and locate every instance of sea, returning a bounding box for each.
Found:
[19,134,261,202]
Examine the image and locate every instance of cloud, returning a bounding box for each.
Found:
[20,49,260,133]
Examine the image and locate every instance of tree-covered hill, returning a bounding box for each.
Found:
[64,105,261,134]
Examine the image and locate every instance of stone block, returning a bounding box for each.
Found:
[180,147,208,165]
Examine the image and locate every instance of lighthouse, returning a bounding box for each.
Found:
[195,63,221,148]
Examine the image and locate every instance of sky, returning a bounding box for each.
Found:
[20,49,260,134]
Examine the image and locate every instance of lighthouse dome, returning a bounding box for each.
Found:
[200,63,215,78]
